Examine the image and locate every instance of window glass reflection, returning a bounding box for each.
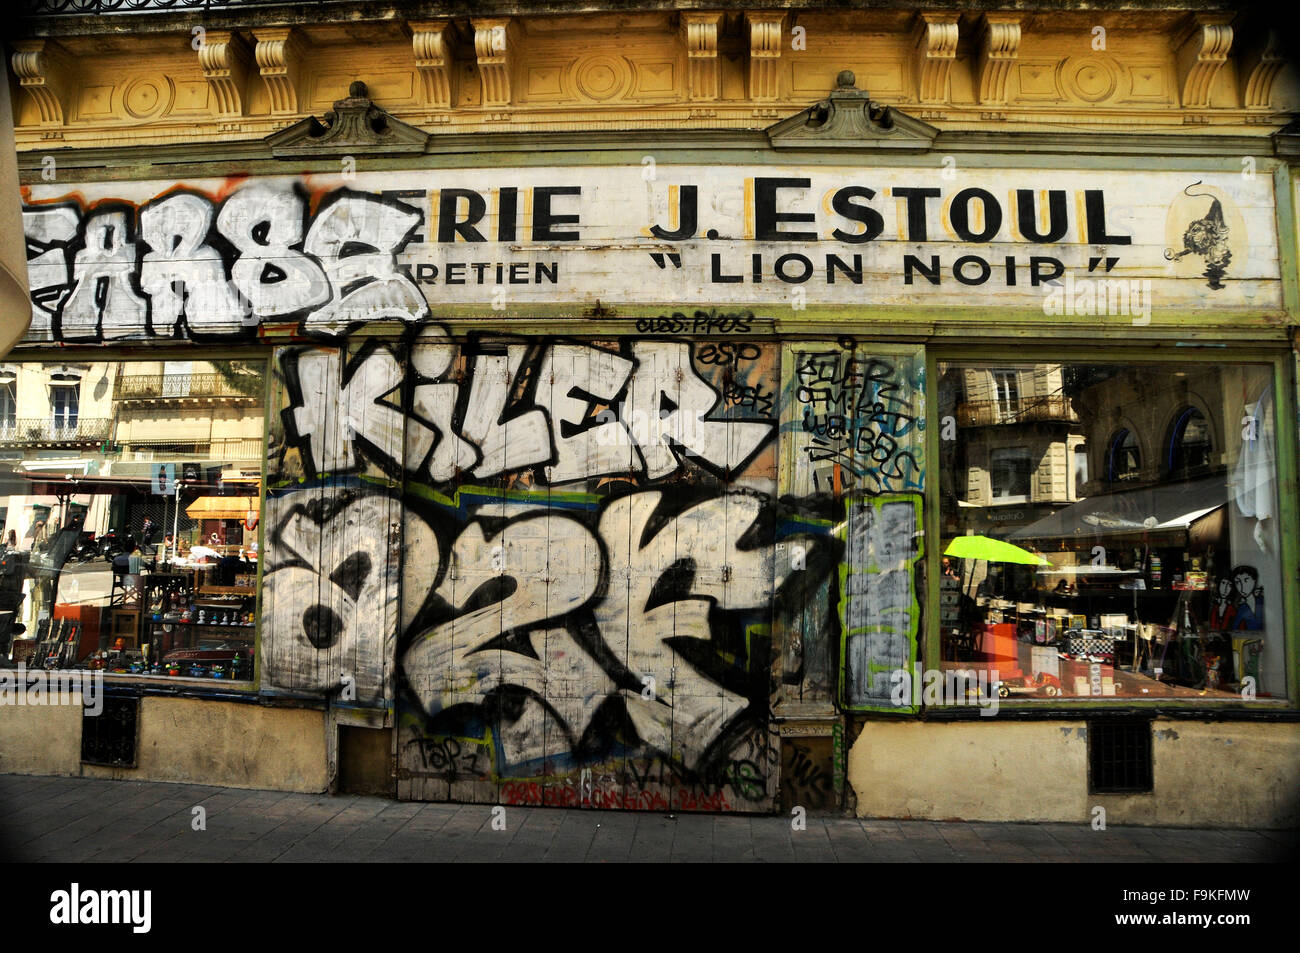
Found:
[939,361,1284,702]
[0,360,265,682]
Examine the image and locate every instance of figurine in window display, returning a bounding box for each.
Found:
[1229,565,1264,631]
[1209,575,1236,631]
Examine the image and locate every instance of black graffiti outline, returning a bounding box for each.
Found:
[392,482,830,786]
[22,200,82,323]
[279,338,409,481]
[53,200,152,344]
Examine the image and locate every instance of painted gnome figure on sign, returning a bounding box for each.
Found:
[1164,181,1231,290]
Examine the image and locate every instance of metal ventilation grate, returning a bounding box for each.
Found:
[1088,718,1153,793]
[81,695,140,768]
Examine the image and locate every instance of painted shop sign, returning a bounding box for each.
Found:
[19,166,1273,343]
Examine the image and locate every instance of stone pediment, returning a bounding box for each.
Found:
[266,81,429,157]
[767,70,938,150]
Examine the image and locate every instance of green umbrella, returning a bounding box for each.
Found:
[944,535,1049,566]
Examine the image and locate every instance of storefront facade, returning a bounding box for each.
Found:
[3,2,1298,827]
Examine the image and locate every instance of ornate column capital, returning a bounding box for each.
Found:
[10,39,70,127]
[472,18,516,108]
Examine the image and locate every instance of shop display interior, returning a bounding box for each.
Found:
[938,360,1282,702]
[0,358,263,680]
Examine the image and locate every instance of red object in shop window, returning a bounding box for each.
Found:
[980,622,1018,668]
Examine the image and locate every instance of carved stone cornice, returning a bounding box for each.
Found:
[976,14,1021,106]
[253,26,305,116]
[409,20,455,108]
[473,18,515,108]
[767,70,938,150]
[10,39,70,126]
[197,30,252,118]
[265,80,430,157]
[680,11,721,102]
[746,11,785,102]
[1175,14,1233,109]
[1240,28,1283,110]
[912,12,960,105]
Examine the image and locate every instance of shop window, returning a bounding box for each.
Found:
[1107,428,1140,483]
[938,360,1286,705]
[0,359,265,686]
[990,448,1031,501]
[1167,406,1212,477]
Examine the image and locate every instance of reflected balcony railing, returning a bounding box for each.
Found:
[955,395,1079,427]
[115,374,258,400]
[0,417,112,444]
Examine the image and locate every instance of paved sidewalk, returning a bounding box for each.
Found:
[1,775,1293,862]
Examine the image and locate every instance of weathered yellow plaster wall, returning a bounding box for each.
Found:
[0,695,327,793]
[1103,721,1300,829]
[0,697,83,775]
[11,10,1298,150]
[848,719,1300,829]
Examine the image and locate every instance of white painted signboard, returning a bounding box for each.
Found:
[19,165,1278,342]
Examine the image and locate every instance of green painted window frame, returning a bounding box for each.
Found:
[924,343,1300,712]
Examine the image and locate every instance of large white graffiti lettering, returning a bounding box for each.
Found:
[288,343,417,476]
[24,185,427,341]
[140,192,251,335]
[262,488,401,702]
[393,488,797,769]
[596,490,794,766]
[260,334,924,812]
[61,207,149,341]
[279,337,776,485]
[22,203,79,339]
